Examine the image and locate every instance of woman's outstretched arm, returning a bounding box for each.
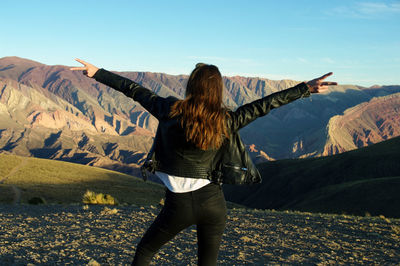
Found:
[70,58,176,120]
[229,73,337,131]
[70,58,134,90]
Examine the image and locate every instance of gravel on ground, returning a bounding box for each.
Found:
[0,204,399,265]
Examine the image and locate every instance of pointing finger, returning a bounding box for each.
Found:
[75,58,88,66]
[321,81,338,86]
[70,67,87,71]
[318,72,333,80]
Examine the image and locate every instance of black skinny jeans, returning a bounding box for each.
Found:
[132,182,227,266]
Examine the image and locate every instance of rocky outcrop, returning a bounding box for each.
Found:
[324,93,400,155]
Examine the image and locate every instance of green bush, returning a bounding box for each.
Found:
[82,190,118,205]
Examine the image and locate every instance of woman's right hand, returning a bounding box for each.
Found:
[306,72,337,93]
[70,58,99,78]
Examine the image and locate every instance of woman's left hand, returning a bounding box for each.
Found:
[306,72,337,93]
[70,58,99,78]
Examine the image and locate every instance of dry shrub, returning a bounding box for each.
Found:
[82,190,118,205]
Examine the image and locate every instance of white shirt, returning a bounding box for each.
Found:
[155,171,211,193]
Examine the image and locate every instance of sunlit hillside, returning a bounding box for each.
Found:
[0,153,164,205]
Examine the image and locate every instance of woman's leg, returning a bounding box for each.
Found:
[132,191,194,266]
[195,185,227,266]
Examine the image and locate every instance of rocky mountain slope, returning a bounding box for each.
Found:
[1,56,400,174]
[324,93,400,154]
[241,86,400,161]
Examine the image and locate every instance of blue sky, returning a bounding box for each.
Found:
[1,0,399,86]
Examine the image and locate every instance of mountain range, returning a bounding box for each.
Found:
[1,56,400,175]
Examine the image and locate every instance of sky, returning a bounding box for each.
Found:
[1,0,400,87]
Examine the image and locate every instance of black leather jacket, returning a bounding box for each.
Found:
[94,69,310,183]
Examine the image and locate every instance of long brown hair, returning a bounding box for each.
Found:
[170,63,229,150]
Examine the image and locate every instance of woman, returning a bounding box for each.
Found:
[71,59,336,265]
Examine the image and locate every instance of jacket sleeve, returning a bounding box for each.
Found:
[229,82,311,131]
[93,68,175,120]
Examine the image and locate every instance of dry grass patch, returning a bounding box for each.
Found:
[82,190,118,205]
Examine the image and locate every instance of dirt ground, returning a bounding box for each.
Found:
[0,204,399,265]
